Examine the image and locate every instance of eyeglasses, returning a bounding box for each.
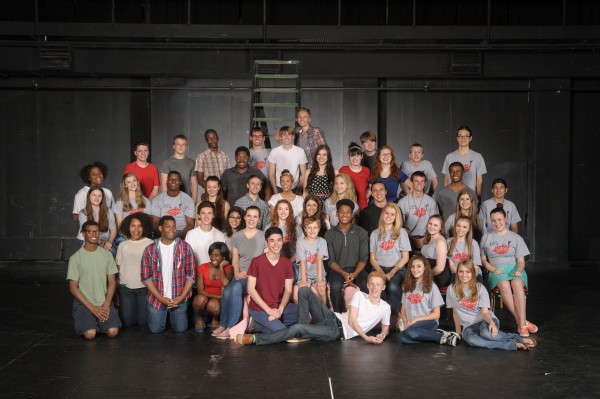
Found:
[380,153,392,157]
[84,230,100,235]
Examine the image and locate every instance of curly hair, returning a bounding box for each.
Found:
[402,255,434,294]
[79,162,108,184]
[119,212,153,238]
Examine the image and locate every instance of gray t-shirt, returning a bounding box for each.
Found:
[441,150,487,193]
[446,283,492,328]
[230,229,265,272]
[249,148,271,178]
[447,238,482,270]
[420,236,448,260]
[159,156,196,197]
[433,185,478,220]
[401,282,444,323]
[479,198,522,232]
[148,192,195,232]
[369,228,411,267]
[399,194,438,237]
[113,197,151,219]
[296,237,329,281]
[401,160,437,195]
[481,231,530,267]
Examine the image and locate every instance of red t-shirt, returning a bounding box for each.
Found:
[339,165,371,210]
[123,162,159,198]
[247,254,294,311]
[197,262,232,295]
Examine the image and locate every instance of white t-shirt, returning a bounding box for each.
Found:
[267,145,308,189]
[185,227,227,266]
[159,241,175,299]
[268,194,304,218]
[336,291,391,340]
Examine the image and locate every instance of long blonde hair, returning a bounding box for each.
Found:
[452,259,479,301]
[330,173,357,203]
[119,172,146,212]
[448,216,474,259]
[376,203,403,241]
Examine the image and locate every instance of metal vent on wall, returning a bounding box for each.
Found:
[39,46,72,70]
[450,51,482,75]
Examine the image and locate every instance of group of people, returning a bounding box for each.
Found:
[67,107,538,351]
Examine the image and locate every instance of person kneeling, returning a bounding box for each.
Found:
[236,271,390,345]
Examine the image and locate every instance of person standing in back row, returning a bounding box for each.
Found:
[441,125,487,202]
[123,140,159,200]
[295,107,326,169]
[195,129,231,191]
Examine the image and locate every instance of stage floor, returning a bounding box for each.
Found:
[1,261,598,398]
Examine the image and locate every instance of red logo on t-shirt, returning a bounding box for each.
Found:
[253,161,266,170]
[463,163,471,172]
[453,252,469,262]
[492,244,509,255]
[129,208,144,215]
[413,208,426,218]
[166,207,181,217]
[306,253,317,264]
[407,293,424,304]
[379,240,395,251]
[459,298,478,309]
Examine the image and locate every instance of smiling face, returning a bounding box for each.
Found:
[305,199,318,217]
[247,177,263,196]
[457,264,473,285]
[209,248,225,268]
[297,110,311,128]
[409,146,424,163]
[129,217,144,241]
[454,219,470,239]
[303,221,320,239]
[235,151,249,169]
[459,193,472,211]
[276,202,291,221]
[250,130,265,148]
[266,233,283,255]
[82,225,100,245]
[245,209,260,229]
[378,149,393,165]
[492,183,508,200]
[362,138,376,153]
[125,175,138,193]
[206,179,219,198]
[197,206,214,227]
[491,211,507,233]
[159,219,177,243]
[280,129,294,146]
[167,173,181,193]
[336,205,353,226]
[316,148,328,166]
[279,175,293,192]
[427,217,442,236]
[334,176,348,195]
[173,138,187,156]
[410,259,425,280]
[88,189,103,207]
[134,144,149,163]
[367,276,386,297]
[382,206,396,227]
[228,211,242,230]
[411,175,426,194]
[349,151,362,166]
[371,182,387,203]
[457,129,472,149]
[449,165,464,183]
[89,167,104,185]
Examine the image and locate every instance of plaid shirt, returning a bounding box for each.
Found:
[296,126,326,169]
[194,148,231,178]
[141,237,196,310]
[234,194,270,231]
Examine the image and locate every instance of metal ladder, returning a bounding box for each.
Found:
[250,60,301,148]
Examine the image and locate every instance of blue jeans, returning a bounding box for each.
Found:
[380,266,406,314]
[400,320,442,344]
[328,268,367,312]
[118,285,148,327]
[219,278,248,328]
[255,287,341,345]
[146,301,189,333]
[462,317,524,350]
[249,302,298,333]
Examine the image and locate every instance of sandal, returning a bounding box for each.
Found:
[214,329,230,340]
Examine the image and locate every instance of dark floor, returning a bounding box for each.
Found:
[0,261,599,399]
